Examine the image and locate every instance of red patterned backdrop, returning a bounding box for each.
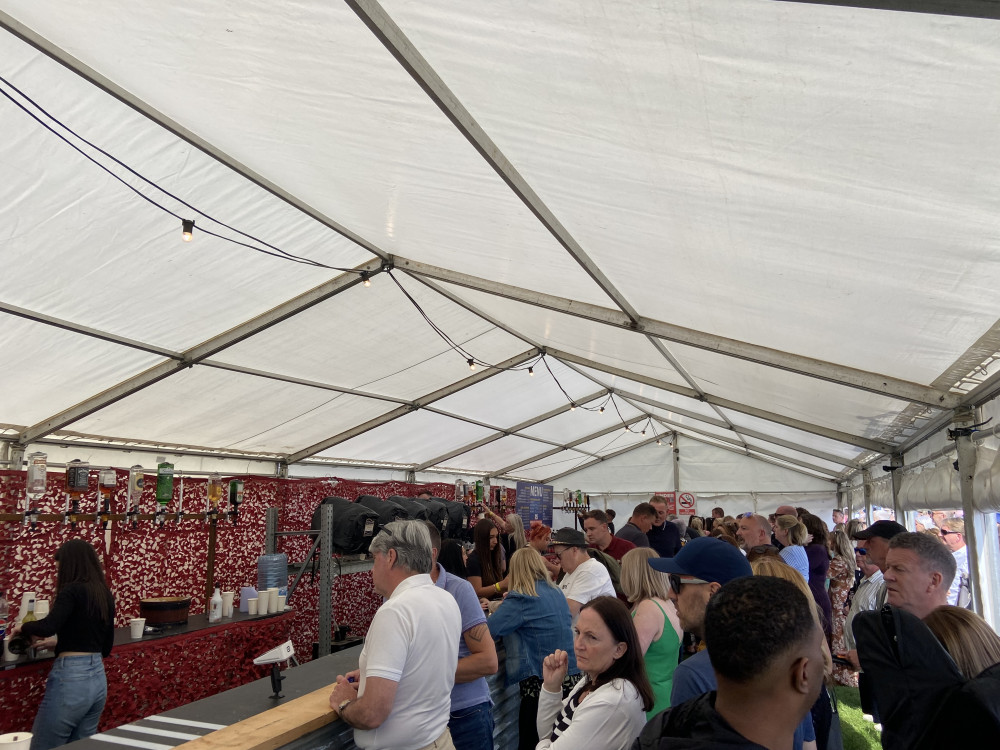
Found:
[0,471,513,733]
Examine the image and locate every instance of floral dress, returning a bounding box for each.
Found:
[829,554,858,687]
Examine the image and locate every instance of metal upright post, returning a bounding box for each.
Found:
[318,503,334,657]
[845,484,853,520]
[889,455,904,522]
[672,433,680,492]
[265,507,279,555]
[862,469,873,524]
[952,408,985,615]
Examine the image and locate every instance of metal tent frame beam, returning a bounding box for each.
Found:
[395,257,959,410]
[775,0,1000,20]
[542,432,667,484]
[17,259,384,447]
[547,347,897,454]
[284,349,539,463]
[345,0,641,326]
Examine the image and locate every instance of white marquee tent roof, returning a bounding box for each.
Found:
[3,0,1000,495]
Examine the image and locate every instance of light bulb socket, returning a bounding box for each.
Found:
[528,367,534,376]
[181,219,195,242]
[467,358,476,371]
[361,272,371,287]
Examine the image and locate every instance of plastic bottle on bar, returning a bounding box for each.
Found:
[25,452,47,495]
[127,465,144,522]
[155,457,174,507]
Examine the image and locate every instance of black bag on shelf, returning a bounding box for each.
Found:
[357,495,411,525]
[412,497,449,534]
[442,499,471,540]
[310,496,379,554]
[388,496,431,521]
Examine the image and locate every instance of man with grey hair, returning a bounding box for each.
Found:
[330,520,462,750]
[737,514,770,551]
[940,518,970,606]
[882,531,957,620]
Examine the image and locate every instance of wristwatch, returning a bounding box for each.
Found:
[337,698,353,714]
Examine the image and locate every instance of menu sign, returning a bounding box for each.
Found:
[516,481,553,528]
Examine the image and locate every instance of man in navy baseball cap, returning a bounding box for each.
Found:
[649,536,753,706]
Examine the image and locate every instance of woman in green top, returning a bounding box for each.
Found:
[620,547,682,718]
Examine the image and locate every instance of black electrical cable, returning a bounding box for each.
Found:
[0,74,362,272]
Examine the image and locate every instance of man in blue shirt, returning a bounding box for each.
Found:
[649,536,816,749]
[425,522,499,750]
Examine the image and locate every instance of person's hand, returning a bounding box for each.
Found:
[479,597,490,612]
[9,623,21,638]
[542,649,569,692]
[329,680,358,715]
[31,636,57,650]
[846,649,860,670]
[336,670,360,686]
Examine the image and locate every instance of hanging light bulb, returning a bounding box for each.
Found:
[657,438,662,446]
[599,406,605,413]
[528,367,534,376]
[361,272,371,287]
[641,429,646,436]
[181,219,195,242]
[467,358,476,371]
[570,403,576,411]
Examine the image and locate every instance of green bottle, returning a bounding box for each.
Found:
[155,457,174,507]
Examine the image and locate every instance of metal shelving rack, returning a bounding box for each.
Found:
[265,506,372,657]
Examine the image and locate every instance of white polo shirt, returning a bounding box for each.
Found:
[354,573,462,750]
[559,557,616,616]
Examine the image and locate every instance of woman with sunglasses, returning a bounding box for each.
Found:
[536,596,653,750]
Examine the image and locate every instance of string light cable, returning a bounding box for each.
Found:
[0,73,369,274]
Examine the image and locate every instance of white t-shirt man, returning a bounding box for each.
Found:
[948,544,969,606]
[354,573,462,750]
[559,557,615,618]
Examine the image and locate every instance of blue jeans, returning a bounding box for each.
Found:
[31,653,107,750]
[448,700,494,750]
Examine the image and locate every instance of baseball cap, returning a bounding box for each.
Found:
[550,527,587,547]
[853,520,907,541]
[648,536,752,583]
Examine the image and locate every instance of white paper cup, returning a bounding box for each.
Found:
[129,618,146,639]
[277,595,286,611]
[33,600,50,619]
[221,591,234,618]
[267,588,279,614]
[256,590,269,614]
[0,732,33,750]
[2,637,18,662]
[247,598,258,615]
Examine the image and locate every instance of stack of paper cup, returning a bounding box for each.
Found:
[247,598,259,615]
[129,618,145,639]
[221,591,234,618]
[267,588,279,614]
[277,595,287,611]
[256,590,269,614]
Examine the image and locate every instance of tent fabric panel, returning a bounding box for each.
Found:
[741,437,849,475]
[383,0,1000,381]
[0,318,161,426]
[720,410,870,461]
[544,441,675,495]
[0,1,612,308]
[215,280,527,400]
[67,366,399,453]
[511,449,595,483]
[429,357,587,429]
[0,41,370,352]
[434,283,690,388]
[666,341,941,441]
[439,434,561,475]
[519,396,643,443]
[314,409,495,465]
[569,430,654,460]
[677,438,833,493]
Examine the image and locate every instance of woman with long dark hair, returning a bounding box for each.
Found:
[14,539,115,750]
[801,513,833,639]
[536,596,653,749]
[467,518,507,600]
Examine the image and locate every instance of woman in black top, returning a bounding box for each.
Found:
[466,518,507,600]
[15,539,115,750]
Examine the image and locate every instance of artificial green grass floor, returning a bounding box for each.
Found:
[833,686,882,750]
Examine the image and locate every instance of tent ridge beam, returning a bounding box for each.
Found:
[17,260,383,446]
[0,10,392,263]
[396,256,959,409]
[346,0,641,324]
[284,349,538,464]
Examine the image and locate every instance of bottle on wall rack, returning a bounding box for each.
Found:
[208,588,223,623]
[65,459,90,527]
[155,457,174,508]
[127,465,144,526]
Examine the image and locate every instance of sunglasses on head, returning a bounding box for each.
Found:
[669,573,709,594]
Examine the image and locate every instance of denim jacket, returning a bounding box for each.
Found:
[487,581,578,685]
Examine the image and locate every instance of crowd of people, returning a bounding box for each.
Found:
[11,500,993,750]
[327,502,1000,750]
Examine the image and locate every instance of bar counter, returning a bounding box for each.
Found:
[0,609,296,735]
